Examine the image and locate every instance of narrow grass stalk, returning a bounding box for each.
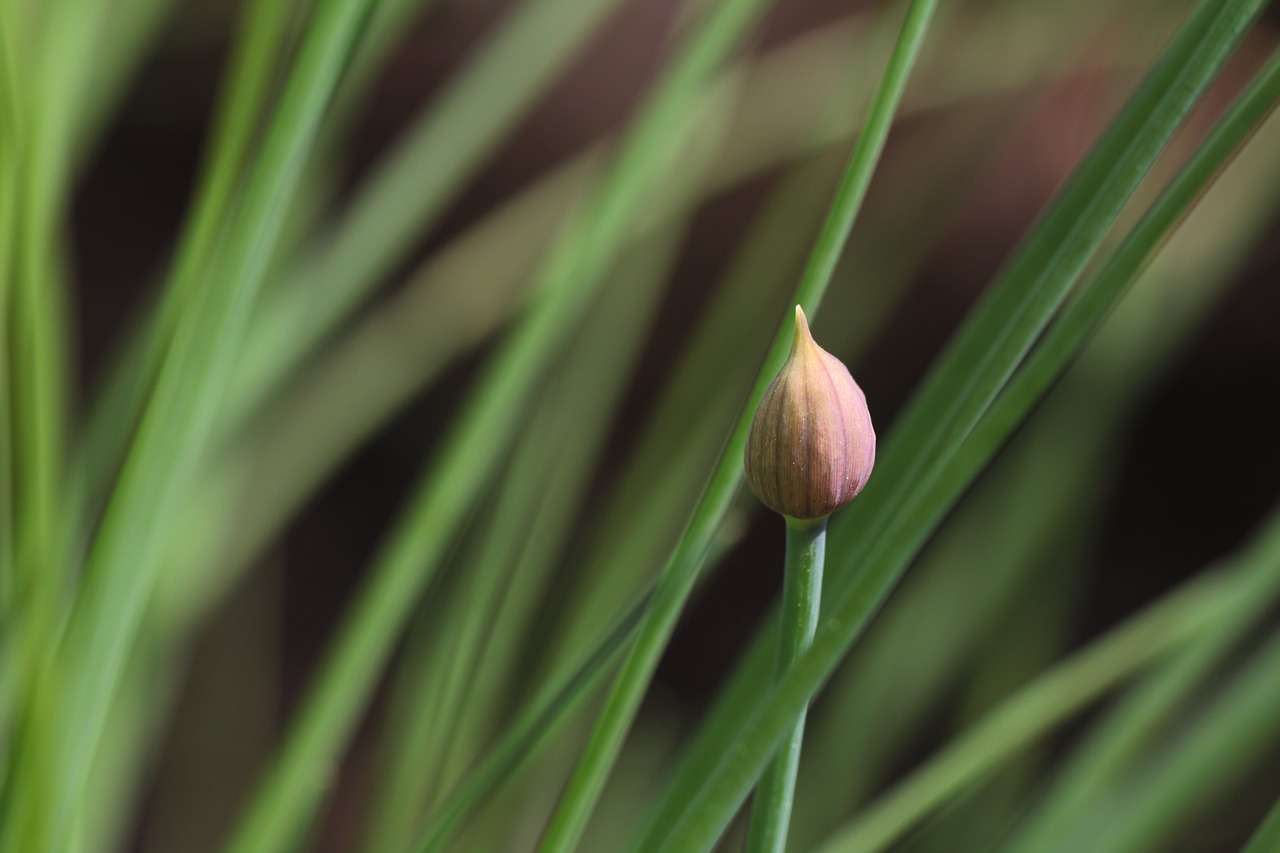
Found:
[824,0,1256,607]
[958,42,1280,476]
[0,0,21,610]
[536,3,938,849]
[41,0,379,843]
[644,2,1271,848]
[0,0,89,842]
[745,519,826,853]
[219,0,772,848]
[6,0,91,638]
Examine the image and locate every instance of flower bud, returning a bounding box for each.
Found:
[744,306,876,520]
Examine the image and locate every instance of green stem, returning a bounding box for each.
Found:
[745,517,826,853]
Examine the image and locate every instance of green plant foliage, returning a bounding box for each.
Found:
[2,0,1278,851]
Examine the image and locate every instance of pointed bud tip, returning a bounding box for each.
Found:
[795,304,814,339]
[792,305,819,359]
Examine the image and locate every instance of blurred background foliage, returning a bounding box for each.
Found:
[2,0,1279,850]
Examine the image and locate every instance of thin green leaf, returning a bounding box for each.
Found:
[0,0,21,611]
[43,0,381,843]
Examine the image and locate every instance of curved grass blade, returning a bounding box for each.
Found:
[534,2,940,849]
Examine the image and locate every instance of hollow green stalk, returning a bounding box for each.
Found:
[745,518,826,853]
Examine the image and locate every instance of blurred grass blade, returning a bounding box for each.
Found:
[1082,622,1280,853]
[996,77,1280,853]
[362,197,703,851]
[220,0,631,434]
[0,0,20,609]
[77,0,179,160]
[81,0,621,508]
[75,0,299,525]
[536,2,939,849]
[644,1,1271,849]
[218,0,775,848]
[39,0,380,844]
[411,590,656,853]
[1,0,122,845]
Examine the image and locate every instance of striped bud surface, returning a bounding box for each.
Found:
[744,306,876,520]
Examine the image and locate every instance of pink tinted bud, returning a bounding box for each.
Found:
[744,306,876,520]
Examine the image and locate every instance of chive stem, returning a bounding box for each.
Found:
[745,515,827,853]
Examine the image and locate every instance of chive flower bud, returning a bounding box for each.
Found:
[744,306,876,520]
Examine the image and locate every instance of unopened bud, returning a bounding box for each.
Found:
[744,306,876,520]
